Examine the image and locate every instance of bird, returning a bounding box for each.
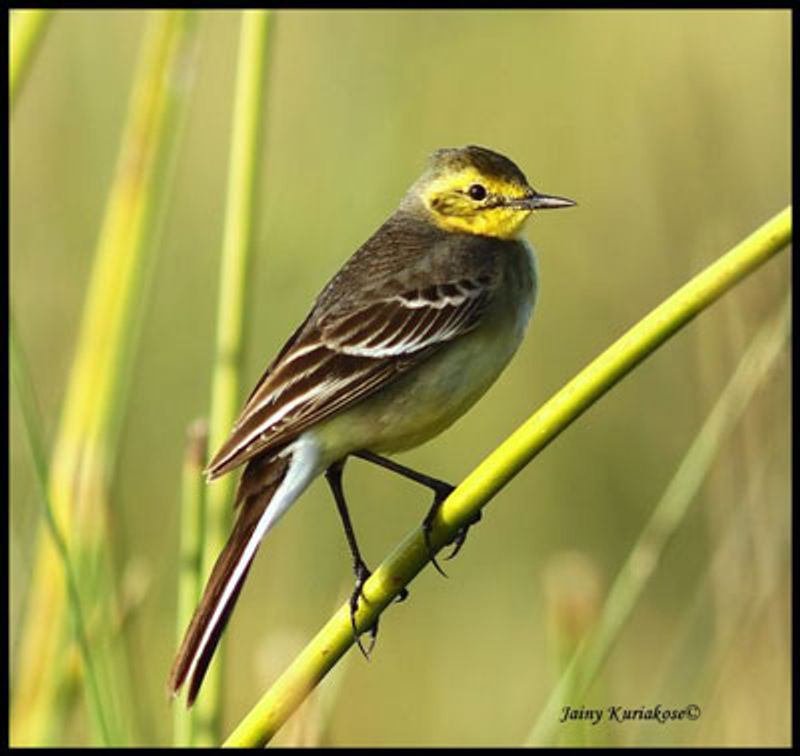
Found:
[168,145,575,705]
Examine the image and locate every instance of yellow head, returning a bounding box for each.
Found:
[408,145,574,240]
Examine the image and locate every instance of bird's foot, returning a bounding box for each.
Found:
[421,483,460,577]
[444,509,482,561]
[349,559,376,658]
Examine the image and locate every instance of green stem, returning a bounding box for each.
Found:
[10,11,200,746]
[192,9,272,745]
[223,205,791,747]
[173,421,209,746]
[9,312,111,745]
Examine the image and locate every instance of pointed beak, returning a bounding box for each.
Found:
[514,191,576,211]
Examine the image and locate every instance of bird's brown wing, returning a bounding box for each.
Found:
[205,274,497,479]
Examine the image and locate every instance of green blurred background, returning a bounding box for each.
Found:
[10,9,790,746]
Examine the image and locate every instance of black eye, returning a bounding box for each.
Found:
[468,183,487,201]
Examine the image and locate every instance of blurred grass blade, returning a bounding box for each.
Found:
[541,552,604,746]
[223,206,791,747]
[525,294,790,746]
[10,10,200,746]
[173,420,209,746]
[190,9,272,745]
[9,9,53,110]
[662,450,787,732]
[10,311,111,745]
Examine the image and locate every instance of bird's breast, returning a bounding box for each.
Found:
[312,240,539,460]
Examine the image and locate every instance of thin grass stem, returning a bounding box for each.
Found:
[191,9,272,745]
[10,311,111,745]
[10,10,200,745]
[173,420,209,746]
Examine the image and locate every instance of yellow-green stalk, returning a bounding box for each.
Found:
[10,11,199,745]
[192,9,272,745]
[10,311,110,744]
[173,421,209,746]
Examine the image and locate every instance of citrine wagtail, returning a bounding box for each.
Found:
[169,145,575,704]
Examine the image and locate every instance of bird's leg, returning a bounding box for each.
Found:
[325,460,408,658]
[353,450,480,577]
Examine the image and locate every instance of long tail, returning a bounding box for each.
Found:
[168,440,319,705]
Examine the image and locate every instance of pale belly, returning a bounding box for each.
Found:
[313,243,538,461]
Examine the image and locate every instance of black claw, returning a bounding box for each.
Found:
[444,528,468,561]
[444,510,483,560]
[423,521,448,578]
[350,560,378,659]
[395,586,410,603]
[354,623,376,659]
[364,622,378,657]
[421,484,456,577]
